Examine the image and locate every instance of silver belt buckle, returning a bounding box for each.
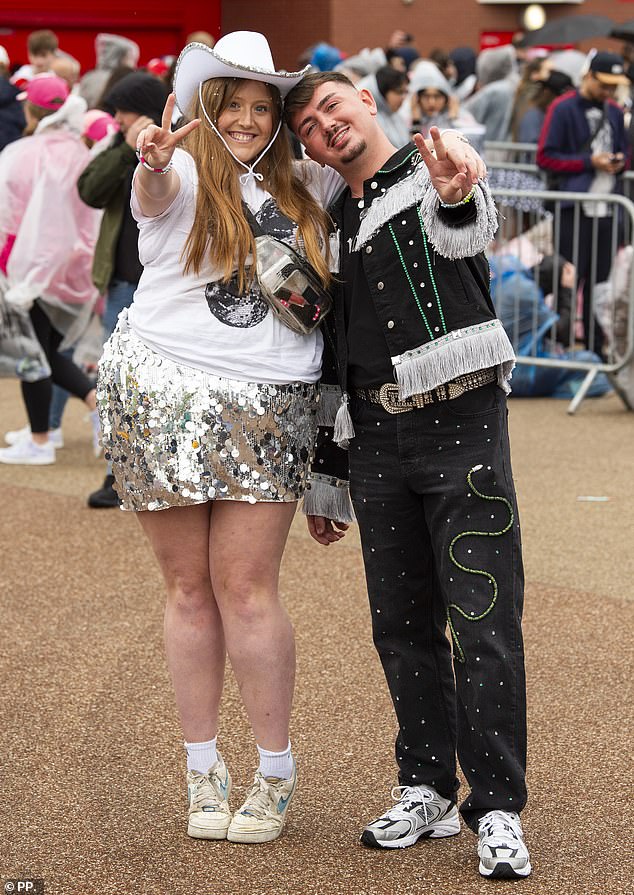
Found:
[447,379,467,400]
[378,383,409,414]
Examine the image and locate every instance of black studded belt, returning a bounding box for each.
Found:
[353,367,497,414]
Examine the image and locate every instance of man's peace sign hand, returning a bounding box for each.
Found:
[414,126,486,206]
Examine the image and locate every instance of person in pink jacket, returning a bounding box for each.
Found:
[0,75,102,465]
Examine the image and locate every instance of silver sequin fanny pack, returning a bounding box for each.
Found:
[254,235,333,336]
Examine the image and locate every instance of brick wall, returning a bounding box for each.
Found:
[222,0,331,72]
[223,0,634,71]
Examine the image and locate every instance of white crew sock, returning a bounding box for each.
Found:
[185,736,218,774]
[257,741,293,780]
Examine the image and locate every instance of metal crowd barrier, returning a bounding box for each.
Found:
[489,186,634,414]
[484,140,634,206]
[484,140,538,170]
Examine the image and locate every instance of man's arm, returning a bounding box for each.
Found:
[303,320,354,546]
[414,128,498,259]
[303,422,353,546]
[537,101,590,174]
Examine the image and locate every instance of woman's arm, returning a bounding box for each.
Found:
[133,93,200,218]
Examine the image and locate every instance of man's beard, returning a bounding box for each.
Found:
[340,138,367,165]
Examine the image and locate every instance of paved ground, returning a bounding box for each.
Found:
[1,378,632,895]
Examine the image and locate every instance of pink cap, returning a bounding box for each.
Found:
[17,74,69,110]
[82,109,119,142]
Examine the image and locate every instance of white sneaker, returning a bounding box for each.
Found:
[361,784,461,849]
[227,763,296,844]
[4,425,63,449]
[186,753,232,840]
[478,810,531,879]
[0,438,56,465]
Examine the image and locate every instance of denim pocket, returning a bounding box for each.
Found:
[443,381,501,419]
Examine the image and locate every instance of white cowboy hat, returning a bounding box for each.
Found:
[174,31,310,115]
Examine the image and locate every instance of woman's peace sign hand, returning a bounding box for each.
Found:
[136,93,200,170]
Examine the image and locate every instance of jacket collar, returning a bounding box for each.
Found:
[373,141,419,177]
[328,142,421,223]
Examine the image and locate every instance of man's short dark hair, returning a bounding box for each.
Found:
[375,65,408,99]
[28,30,58,56]
[284,71,356,132]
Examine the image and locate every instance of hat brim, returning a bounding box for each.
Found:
[174,42,310,116]
[594,71,630,86]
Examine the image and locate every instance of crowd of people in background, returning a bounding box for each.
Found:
[1,25,632,496]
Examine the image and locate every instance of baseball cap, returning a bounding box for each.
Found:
[589,51,630,86]
[539,70,574,96]
[17,74,69,109]
[82,109,119,143]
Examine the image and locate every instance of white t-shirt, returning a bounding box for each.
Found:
[127,149,343,383]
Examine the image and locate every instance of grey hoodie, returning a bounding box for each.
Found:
[463,46,519,142]
[78,34,141,109]
[358,74,410,149]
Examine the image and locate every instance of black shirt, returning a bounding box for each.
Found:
[112,169,143,286]
[342,190,394,388]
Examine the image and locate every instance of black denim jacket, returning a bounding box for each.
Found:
[304,143,513,521]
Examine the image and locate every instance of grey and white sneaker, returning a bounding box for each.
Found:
[361,784,461,849]
[186,753,232,840]
[477,810,531,879]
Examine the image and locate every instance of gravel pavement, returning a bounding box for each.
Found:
[1,379,632,895]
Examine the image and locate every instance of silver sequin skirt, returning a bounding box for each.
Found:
[96,318,319,512]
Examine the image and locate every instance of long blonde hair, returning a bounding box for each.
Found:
[182,78,332,292]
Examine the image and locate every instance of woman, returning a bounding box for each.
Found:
[96,31,343,845]
[516,69,573,144]
[0,75,101,465]
[408,60,478,140]
[97,31,484,845]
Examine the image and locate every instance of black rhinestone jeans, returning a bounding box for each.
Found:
[348,382,527,832]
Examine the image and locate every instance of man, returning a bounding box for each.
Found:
[78,72,168,507]
[537,50,630,356]
[10,29,59,88]
[285,73,530,880]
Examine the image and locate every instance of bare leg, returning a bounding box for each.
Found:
[137,503,225,742]
[209,500,297,752]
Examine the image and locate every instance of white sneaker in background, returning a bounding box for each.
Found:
[0,438,56,465]
[4,426,63,449]
[477,810,531,879]
[4,425,30,445]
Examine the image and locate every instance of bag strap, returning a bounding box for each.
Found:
[580,104,608,154]
[242,203,265,237]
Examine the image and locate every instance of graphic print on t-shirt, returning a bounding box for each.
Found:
[204,277,269,328]
[205,198,298,328]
